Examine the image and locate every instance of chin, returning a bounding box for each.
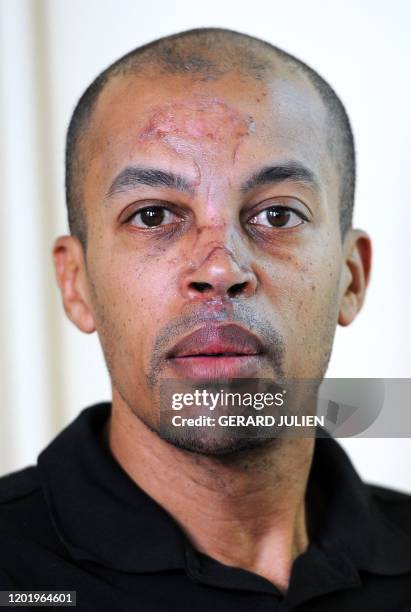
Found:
[158,429,276,456]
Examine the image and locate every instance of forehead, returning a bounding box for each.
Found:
[84,68,335,194]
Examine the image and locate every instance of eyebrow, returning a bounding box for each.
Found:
[106,166,196,198]
[106,160,318,200]
[241,161,318,194]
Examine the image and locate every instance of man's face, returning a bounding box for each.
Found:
[58,67,358,447]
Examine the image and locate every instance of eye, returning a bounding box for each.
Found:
[128,206,180,228]
[248,206,306,229]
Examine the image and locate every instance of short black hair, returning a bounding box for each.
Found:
[65,27,355,248]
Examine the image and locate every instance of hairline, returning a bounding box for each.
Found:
[65,29,355,249]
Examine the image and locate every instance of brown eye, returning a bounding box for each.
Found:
[129,206,178,228]
[139,207,165,227]
[249,207,305,229]
[266,209,291,227]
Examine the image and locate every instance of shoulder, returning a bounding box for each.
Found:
[0,465,45,539]
[367,482,411,531]
[367,482,411,508]
[0,464,53,539]
[0,465,40,506]
[0,465,69,581]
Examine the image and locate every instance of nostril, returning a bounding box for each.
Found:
[228,282,248,298]
[190,282,213,294]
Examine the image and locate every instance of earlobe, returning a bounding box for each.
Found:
[52,236,96,333]
[338,230,372,327]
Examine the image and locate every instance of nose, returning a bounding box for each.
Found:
[180,245,258,301]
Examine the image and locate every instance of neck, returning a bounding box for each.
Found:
[106,393,315,593]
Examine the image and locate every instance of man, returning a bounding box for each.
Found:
[0,27,410,611]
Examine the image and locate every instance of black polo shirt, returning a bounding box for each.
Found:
[0,403,410,611]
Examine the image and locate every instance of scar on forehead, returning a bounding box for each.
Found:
[138,97,256,145]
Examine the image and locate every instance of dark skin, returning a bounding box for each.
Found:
[53,65,371,590]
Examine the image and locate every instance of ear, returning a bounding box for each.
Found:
[52,235,96,333]
[338,229,372,326]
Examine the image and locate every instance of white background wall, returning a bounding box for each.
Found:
[1,0,410,490]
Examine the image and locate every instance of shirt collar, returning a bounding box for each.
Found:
[38,402,411,579]
[308,432,411,576]
[38,402,186,573]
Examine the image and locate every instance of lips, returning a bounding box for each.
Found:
[166,323,266,378]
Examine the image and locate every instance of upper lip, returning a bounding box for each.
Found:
[167,323,266,359]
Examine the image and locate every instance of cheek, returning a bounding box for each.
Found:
[257,244,341,375]
[86,249,182,403]
[89,245,182,347]
[257,235,340,303]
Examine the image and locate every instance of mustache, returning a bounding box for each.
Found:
[147,303,285,387]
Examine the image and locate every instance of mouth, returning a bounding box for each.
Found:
[166,323,266,378]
